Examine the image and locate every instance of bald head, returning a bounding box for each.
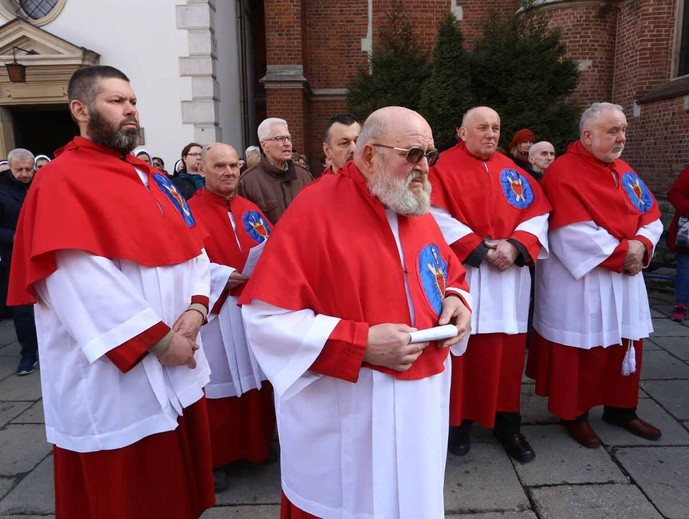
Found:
[459,106,501,160]
[354,106,434,216]
[200,142,241,199]
[528,141,555,172]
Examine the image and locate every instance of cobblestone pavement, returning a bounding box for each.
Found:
[0,284,687,518]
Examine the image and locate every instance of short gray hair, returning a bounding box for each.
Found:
[354,113,388,158]
[245,145,260,157]
[7,148,34,165]
[257,118,288,141]
[579,102,624,137]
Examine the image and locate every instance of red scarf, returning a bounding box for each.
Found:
[188,189,271,308]
[542,141,660,237]
[9,137,204,304]
[239,161,468,380]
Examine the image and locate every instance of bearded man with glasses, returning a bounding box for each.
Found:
[238,117,313,224]
[239,106,472,518]
[429,106,551,464]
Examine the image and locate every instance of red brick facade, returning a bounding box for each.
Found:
[262,0,688,190]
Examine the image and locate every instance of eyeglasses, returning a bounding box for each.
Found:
[265,135,292,144]
[186,152,202,158]
[372,144,439,167]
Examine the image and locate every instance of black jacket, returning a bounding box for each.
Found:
[0,170,30,263]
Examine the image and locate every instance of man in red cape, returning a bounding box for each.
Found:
[8,66,215,518]
[187,143,276,492]
[429,106,551,463]
[526,102,663,447]
[238,107,472,518]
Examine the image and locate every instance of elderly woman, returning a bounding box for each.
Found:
[668,165,689,322]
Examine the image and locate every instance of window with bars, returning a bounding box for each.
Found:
[7,0,59,20]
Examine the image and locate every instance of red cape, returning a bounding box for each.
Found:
[9,137,204,304]
[430,141,551,260]
[238,161,469,380]
[542,141,661,236]
[188,189,271,308]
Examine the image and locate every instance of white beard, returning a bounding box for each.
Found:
[368,167,431,216]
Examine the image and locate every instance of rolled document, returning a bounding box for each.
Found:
[409,324,459,343]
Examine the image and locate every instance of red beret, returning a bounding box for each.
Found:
[509,129,535,150]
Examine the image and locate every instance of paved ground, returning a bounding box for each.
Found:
[0,282,687,518]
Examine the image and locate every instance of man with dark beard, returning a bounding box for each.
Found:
[8,66,215,518]
[239,106,472,518]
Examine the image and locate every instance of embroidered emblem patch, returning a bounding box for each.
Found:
[500,169,534,209]
[621,172,653,214]
[418,244,447,314]
[242,211,271,243]
[152,173,195,227]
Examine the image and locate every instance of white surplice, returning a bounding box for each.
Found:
[432,207,549,334]
[533,219,663,348]
[242,211,471,519]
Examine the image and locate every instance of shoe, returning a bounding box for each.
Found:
[563,420,601,448]
[213,467,230,492]
[497,433,535,463]
[261,444,279,464]
[16,357,38,376]
[670,304,686,322]
[448,425,471,457]
[602,415,662,441]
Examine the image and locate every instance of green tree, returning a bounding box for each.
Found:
[347,0,431,120]
[419,13,475,147]
[469,7,580,152]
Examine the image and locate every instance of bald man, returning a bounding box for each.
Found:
[187,143,276,492]
[429,106,551,463]
[527,141,556,181]
[239,107,472,518]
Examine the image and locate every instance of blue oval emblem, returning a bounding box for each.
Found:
[152,173,195,227]
[621,172,653,214]
[418,244,447,315]
[500,169,534,209]
[242,211,271,243]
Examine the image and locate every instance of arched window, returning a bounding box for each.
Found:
[678,0,689,77]
[0,0,66,25]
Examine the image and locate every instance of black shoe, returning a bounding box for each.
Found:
[213,467,230,492]
[497,433,535,463]
[448,426,471,456]
[261,444,279,464]
[16,356,38,376]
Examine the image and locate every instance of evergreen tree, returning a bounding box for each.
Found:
[469,7,580,153]
[347,0,431,120]
[419,13,475,148]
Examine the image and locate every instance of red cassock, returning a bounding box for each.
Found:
[526,141,661,419]
[430,142,551,428]
[187,189,276,466]
[9,137,214,518]
[238,162,470,518]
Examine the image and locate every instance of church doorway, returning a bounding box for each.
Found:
[9,104,77,158]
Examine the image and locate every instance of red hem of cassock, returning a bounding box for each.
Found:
[449,333,526,428]
[53,397,215,519]
[207,381,276,467]
[281,491,320,519]
[525,332,642,420]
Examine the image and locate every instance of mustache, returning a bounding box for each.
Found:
[120,117,139,130]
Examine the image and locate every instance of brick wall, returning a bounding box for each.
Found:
[266,88,310,153]
[262,0,688,194]
[538,1,617,106]
[626,97,689,196]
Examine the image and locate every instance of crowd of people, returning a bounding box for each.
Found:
[0,64,682,519]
